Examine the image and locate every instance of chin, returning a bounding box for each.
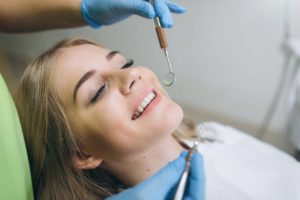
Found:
[160,102,184,136]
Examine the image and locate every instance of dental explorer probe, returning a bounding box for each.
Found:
[149,0,176,86]
[173,139,199,200]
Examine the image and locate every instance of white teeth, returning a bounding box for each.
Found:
[145,98,150,104]
[138,106,144,113]
[145,95,152,104]
[140,92,155,109]
[133,92,156,120]
[141,101,147,108]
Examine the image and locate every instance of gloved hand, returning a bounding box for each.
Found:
[81,0,186,28]
[184,151,205,200]
[106,150,205,200]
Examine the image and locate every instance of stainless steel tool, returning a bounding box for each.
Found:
[173,139,200,200]
[149,0,176,86]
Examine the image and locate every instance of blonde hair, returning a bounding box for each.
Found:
[15,38,125,200]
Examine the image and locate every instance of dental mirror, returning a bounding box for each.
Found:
[163,72,176,86]
[162,49,176,86]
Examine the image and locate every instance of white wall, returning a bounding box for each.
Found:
[1,0,300,153]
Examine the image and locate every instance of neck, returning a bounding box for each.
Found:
[104,135,185,186]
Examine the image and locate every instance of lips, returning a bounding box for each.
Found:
[132,90,157,120]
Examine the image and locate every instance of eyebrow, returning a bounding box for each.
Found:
[106,51,120,60]
[73,70,96,103]
[73,51,120,104]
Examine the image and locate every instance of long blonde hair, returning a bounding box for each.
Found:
[15,38,125,200]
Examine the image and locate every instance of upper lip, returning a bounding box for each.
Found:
[131,87,156,118]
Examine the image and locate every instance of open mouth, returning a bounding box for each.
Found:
[132,91,156,120]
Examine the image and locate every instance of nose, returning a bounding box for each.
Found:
[113,68,141,95]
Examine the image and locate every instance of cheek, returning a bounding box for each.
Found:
[79,119,130,158]
[141,67,169,98]
[79,101,141,157]
[149,100,183,136]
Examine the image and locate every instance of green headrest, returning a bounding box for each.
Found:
[0,75,34,200]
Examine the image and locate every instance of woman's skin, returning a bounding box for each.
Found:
[0,0,84,32]
[52,44,185,186]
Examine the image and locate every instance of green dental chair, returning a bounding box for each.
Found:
[0,75,34,200]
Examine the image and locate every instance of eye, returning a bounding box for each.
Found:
[90,84,106,103]
[89,59,133,104]
[121,59,134,69]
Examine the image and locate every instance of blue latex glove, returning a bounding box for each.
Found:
[81,0,186,28]
[106,151,205,200]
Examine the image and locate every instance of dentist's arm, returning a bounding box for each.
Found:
[0,0,85,32]
[0,0,185,33]
[107,151,205,200]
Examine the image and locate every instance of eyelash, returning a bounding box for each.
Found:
[121,59,134,69]
[90,59,134,104]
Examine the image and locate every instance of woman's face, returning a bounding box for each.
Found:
[53,44,183,161]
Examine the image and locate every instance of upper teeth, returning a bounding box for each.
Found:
[133,92,156,119]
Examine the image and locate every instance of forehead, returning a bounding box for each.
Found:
[56,44,109,72]
[52,44,110,106]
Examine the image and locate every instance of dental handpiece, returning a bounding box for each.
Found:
[173,140,199,200]
[149,1,175,86]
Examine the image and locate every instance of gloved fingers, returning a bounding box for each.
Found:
[190,152,205,180]
[184,152,205,200]
[131,0,156,18]
[153,0,173,28]
[165,0,186,14]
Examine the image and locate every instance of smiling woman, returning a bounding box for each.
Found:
[14,38,300,200]
[14,38,185,199]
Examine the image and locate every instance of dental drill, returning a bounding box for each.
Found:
[173,125,206,200]
[149,0,176,86]
[173,139,199,200]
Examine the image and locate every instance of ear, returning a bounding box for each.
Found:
[73,152,102,170]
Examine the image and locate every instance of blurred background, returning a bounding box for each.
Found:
[1,0,300,155]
